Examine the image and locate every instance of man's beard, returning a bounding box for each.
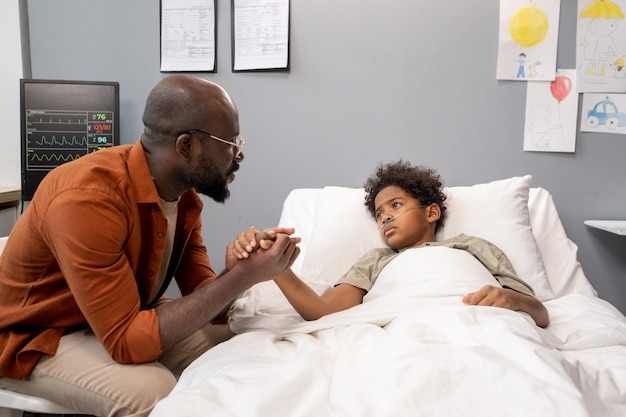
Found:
[191,152,232,203]
[195,175,229,203]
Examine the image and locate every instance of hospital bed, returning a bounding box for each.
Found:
[152,175,626,417]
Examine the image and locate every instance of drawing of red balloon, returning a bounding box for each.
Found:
[550,76,572,103]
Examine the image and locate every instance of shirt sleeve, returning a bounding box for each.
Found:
[335,248,397,292]
[42,189,163,364]
[450,234,535,297]
[173,213,217,297]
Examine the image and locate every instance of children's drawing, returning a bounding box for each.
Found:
[524,69,578,152]
[496,0,560,81]
[577,0,626,92]
[581,93,626,134]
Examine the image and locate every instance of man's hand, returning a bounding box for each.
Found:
[158,230,301,349]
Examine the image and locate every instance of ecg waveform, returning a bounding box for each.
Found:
[25,109,115,171]
[28,116,88,132]
[34,135,89,147]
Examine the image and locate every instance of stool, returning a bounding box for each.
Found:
[0,388,81,416]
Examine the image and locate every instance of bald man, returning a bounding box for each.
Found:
[0,75,299,416]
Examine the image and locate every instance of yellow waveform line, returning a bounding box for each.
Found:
[29,153,82,162]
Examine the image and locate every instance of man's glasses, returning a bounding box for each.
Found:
[187,129,245,159]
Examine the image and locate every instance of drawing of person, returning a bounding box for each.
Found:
[526,99,560,149]
[578,0,624,76]
[517,53,527,78]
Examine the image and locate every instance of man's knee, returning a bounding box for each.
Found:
[114,367,177,417]
[42,360,177,417]
[158,323,233,376]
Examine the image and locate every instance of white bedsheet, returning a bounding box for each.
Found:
[151,247,626,417]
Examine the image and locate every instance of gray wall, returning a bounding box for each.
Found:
[24,0,626,313]
[0,0,27,186]
[0,1,24,234]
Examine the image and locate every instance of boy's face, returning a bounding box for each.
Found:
[374,185,440,250]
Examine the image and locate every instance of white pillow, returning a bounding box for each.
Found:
[300,176,554,301]
[276,188,321,276]
[436,176,553,300]
[299,186,386,283]
[528,188,595,298]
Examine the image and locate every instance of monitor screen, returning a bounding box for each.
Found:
[20,79,120,200]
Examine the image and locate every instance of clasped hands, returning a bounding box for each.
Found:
[225,226,301,278]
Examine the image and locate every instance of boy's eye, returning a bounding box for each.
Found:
[375,212,383,220]
[392,202,402,209]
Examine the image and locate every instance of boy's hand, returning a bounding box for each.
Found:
[462,285,519,310]
[462,284,549,328]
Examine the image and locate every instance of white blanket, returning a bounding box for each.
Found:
[151,247,626,417]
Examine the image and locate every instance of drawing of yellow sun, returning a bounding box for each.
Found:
[509,6,549,47]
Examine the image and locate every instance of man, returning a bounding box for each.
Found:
[0,75,299,416]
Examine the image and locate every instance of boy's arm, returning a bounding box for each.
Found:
[462,285,549,328]
[274,270,366,321]
[229,227,367,321]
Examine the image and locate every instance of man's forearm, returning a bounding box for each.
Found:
[156,271,248,348]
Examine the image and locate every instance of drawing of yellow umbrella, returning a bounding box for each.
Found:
[578,0,624,76]
[579,0,624,19]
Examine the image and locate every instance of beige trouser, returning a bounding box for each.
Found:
[0,323,234,417]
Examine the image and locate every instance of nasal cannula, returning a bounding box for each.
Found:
[378,205,428,231]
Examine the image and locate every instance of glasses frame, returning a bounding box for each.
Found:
[187,129,245,159]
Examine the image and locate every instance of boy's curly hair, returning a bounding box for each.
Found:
[364,160,447,232]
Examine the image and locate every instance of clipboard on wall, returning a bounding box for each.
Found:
[231,0,290,72]
[160,0,217,73]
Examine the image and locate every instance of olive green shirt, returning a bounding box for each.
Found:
[335,233,534,296]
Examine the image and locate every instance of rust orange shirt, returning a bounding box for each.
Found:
[0,141,217,379]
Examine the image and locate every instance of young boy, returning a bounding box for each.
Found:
[235,160,549,328]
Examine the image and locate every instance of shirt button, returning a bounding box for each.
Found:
[148,271,154,276]
[157,232,164,238]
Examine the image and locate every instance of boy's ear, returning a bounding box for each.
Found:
[425,203,441,223]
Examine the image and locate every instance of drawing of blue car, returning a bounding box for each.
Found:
[585,98,626,129]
